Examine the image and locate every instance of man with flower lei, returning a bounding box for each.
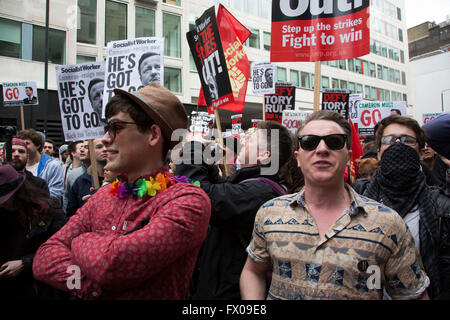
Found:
[33,83,211,299]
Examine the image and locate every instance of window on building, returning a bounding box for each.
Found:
[394,70,400,84]
[76,55,96,63]
[382,65,389,81]
[339,60,346,70]
[0,17,21,59]
[136,7,155,38]
[398,28,403,42]
[163,13,181,58]
[340,80,348,90]
[277,67,287,81]
[321,76,330,89]
[348,58,355,72]
[401,71,406,85]
[354,58,362,74]
[247,28,260,49]
[363,60,369,76]
[371,87,377,100]
[369,62,376,77]
[105,0,127,46]
[385,90,391,101]
[164,67,182,93]
[290,70,299,87]
[397,7,402,20]
[332,78,339,89]
[364,85,371,99]
[188,17,196,71]
[400,50,405,63]
[163,0,181,5]
[33,25,66,64]
[403,93,407,102]
[301,72,311,89]
[263,31,271,51]
[356,83,363,94]
[77,0,96,44]
[348,82,355,93]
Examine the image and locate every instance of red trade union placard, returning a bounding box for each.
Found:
[271,0,370,62]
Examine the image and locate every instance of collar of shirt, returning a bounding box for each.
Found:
[288,184,365,217]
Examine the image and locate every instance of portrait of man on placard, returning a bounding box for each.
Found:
[23,87,38,105]
[207,75,219,101]
[264,68,274,88]
[88,78,106,126]
[138,52,161,86]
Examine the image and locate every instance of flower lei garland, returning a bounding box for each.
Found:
[109,170,200,199]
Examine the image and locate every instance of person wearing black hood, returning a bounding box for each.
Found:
[358,115,450,299]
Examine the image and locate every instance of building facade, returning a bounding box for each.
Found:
[0,0,409,144]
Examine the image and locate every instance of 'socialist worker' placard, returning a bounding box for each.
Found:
[102,37,164,118]
[187,6,234,111]
[56,61,106,141]
[2,81,39,106]
[271,0,370,62]
[251,62,276,95]
[264,81,296,123]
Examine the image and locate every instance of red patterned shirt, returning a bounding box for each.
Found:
[32,177,211,300]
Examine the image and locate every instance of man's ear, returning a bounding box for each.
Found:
[258,150,271,165]
[148,124,163,148]
[346,149,353,167]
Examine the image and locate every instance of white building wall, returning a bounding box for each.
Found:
[409,51,450,122]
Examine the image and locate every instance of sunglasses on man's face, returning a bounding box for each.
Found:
[298,134,347,151]
[104,119,137,141]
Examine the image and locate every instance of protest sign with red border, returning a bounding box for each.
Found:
[271,0,370,62]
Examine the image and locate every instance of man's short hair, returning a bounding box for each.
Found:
[26,86,33,92]
[391,109,401,115]
[88,78,104,101]
[138,52,159,75]
[297,110,352,149]
[257,120,293,169]
[16,129,43,152]
[45,138,55,146]
[67,140,84,160]
[375,115,426,150]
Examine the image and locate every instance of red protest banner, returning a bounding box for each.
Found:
[198,4,251,114]
[349,119,364,185]
[271,0,370,62]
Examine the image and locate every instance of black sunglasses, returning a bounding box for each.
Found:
[104,119,137,141]
[298,134,347,151]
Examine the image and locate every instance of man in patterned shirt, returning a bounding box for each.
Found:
[240,110,430,300]
[32,83,211,299]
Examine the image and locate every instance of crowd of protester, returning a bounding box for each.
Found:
[1,83,449,300]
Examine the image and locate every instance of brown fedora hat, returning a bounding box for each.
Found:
[114,83,188,148]
[0,164,25,205]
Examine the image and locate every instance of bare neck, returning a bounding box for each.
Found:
[304,181,351,211]
[126,159,165,183]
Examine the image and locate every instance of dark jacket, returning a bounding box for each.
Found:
[0,204,67,299]
[25,169,49,194]
[353,178,450,299]
[176,141,285,300]
[66,170,103,217]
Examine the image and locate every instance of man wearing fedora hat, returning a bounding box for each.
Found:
[33,83,211,300]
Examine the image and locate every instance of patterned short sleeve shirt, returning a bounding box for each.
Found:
[247,186,430,300]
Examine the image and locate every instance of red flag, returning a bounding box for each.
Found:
[349,119,364,185]
[199,4,251,114]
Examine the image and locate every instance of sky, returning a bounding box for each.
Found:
[404,0,450,28]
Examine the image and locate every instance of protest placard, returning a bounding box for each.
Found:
[422,113,444,126]
[187,6,234,111]
[251,62,276,95]
[282,109,313,135]
[231,114,243,134]
[358,100,407,135]
[322,89,350,119]
[264,81,296,123]
[102,37,164,118]
[55,61,106,141]
[2,81,39,106]
[189,111,215,135]
[251,119,262,128]
[271,0,370,62]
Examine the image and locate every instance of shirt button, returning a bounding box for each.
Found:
[92,291,99,297]
[112,226,116,231]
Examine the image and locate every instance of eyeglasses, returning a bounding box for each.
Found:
[298,134,347,151]
[380,135,418,147]
[104,119,137,141]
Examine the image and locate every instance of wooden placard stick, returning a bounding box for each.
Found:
[88,139,100,190]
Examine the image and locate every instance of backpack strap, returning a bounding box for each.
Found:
[240,177,287,196]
